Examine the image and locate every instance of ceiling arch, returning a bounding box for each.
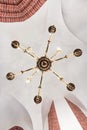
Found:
[0,94,33,130]
[0,0,46,22]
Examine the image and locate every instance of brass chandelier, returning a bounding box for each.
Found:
[6,25,82,104]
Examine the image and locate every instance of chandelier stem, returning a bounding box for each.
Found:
[37,72,44,96]
[49,33,53,41]
[54,56,67,61]
[26,68,38,83]
[39,72,44,88]
[14,67,37,80]
[38,87,41,96]
[18,46,25,51]
[53,53,73,62]
[45,41,50,56]
[45,33,53,56]
[18,46,38,60]
[50,69,68,85]
[26,47,39,60]
[24,49,36,59]
[14,67,36,76]
[31,70,38,77]
[21,67,37,74]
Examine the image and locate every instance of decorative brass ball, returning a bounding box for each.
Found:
[34,95,42,104]
[73,49,82,57]
[67,83,75,91]
[48,25,56,33]
[6,72,15,80]
[11,40,20,49]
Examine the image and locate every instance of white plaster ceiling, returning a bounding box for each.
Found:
[0,0,87,129]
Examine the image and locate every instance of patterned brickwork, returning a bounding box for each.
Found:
[0,0,46,22]
[48,102,60,130]
[66,98,87,130]
[9,125,24,130]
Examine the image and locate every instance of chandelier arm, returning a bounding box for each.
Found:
[39,71,44,88]
[53,53,73,62]
[50,51,58,59]
[38,72,43,95]
[25,49,39,60]
[14,67,37,78]
[50,69,75,91]
[26,69,38,83]
[50,69,68,85]
[18,46,38,60]
[50,49,62,59]
[31,70,38,78]
[45,33,53,56]
[38,87,41,96]
[21,67,37,74]
[6,67,37,81]
[24,50,36,59]
[53,56,67,62]
[37,72,44,96]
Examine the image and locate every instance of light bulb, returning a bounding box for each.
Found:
[26,77,32,83]
[57,47,62,52]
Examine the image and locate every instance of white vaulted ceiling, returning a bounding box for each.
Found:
[0,0,87,129]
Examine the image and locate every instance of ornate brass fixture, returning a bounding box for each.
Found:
[6,25,82,104]
[37,56,52,71]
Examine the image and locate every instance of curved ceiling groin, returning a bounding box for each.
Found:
[0,0,46,22]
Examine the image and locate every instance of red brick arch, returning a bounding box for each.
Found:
[9,126,24,130]
[0,0,46,22]
[48,100,87,130]
[66,99,87,130]
[48,102,60,130]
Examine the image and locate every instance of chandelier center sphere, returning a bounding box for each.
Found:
[37,56,52,71]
